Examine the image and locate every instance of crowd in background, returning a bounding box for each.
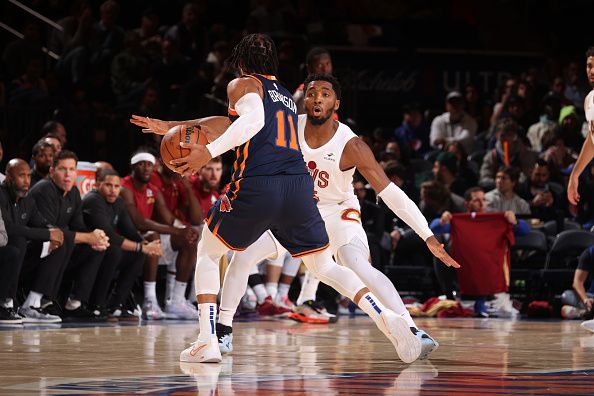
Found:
[0,0,594,323]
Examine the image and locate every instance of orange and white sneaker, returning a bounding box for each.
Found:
[289,300,337,324]
[180,336,222,363]
[289,300,330,324]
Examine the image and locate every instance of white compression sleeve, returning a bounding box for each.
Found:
[206,92,265,158]
[377,183,433,241]
[219,233,278,326]
[281,254,301,276]
[296,270,320,305]
[336,238,416,328]
[301,249,365,301]
[194,226,229,296]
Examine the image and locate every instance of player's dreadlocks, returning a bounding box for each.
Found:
[227,33,278,76]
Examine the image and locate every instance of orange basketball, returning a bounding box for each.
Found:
[160,124,208,171]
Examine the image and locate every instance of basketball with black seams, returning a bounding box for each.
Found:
[160,124,209,171]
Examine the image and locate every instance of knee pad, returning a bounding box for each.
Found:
[336,237,370,269]
[302,249,334,278]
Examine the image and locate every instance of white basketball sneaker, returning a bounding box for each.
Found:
[216,323,233,354]
[581,319,594,333]
[180,336,222,363]
[164,299,199,320]
[142,299,165,320]
[379,310,422,364]
[413,328,439,360]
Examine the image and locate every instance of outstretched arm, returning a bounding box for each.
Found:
[342,137,460,268]
[130,115,231,142]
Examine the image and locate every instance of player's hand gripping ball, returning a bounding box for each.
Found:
[160,125,208,172]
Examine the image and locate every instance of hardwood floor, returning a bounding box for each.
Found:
[1,316,593,395]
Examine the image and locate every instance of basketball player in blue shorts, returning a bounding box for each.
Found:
[131,34,457,364]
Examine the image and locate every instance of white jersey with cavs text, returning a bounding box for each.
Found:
[297,114,359,218]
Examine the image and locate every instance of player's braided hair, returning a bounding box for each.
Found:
[586,46,594,58]
[227,33,278,76]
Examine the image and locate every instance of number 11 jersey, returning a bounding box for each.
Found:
[227,74,308,185]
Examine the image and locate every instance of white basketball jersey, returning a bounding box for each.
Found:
[297,115,359,218]
[586,90,594,144]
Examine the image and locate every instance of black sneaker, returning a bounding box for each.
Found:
[91,305,111,317]
[40,300,63,317]
[0,306,23,324]
[109,305,140,322]
[92,305,118,323]
[62,305,107,323]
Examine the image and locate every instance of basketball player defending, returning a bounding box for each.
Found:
[215,74,458,361]
[568,46,594,333]
[133,34,457,364]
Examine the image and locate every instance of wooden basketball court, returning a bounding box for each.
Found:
[1,316,593,395]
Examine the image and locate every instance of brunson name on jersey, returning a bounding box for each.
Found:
[268,90,297,114]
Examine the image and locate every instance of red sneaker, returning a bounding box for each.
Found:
[257,296,292,317]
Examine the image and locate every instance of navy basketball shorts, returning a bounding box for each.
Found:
[205,174,329,257]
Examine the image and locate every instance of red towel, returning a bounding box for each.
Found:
[451,212,515,295]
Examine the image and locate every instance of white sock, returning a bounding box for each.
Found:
[65,297,81,311]
[24,291,43,309]
[144,281,157,303]
[172,281,187,303]
[265,282,278,300]
[166,272,176,302]
[252,284,268,304]
[171,281,188,301]
[297,270,320,305]
[1,298,13,308]
[218,308,234,327]
[198,303,217,339]
[277,283,291,300]
[336,239,417,328]
[358,292,387,324]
